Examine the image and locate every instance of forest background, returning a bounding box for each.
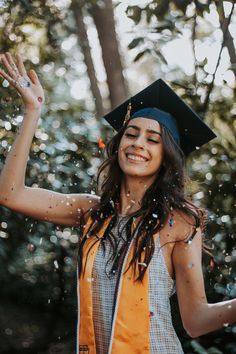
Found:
[0,0,235,353]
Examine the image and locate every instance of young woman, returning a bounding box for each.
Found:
[0,53,235,354]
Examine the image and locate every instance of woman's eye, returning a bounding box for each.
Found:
[125,133,136,138]
[148,139,159,144]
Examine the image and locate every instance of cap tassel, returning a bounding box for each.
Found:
[123,102,132,125]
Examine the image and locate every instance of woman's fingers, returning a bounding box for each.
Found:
[1,53,18,79]
[28,69,40,85]
[0,67,17,87]
[0,53,44,108]
[16,54,27,77]
[1,53,40,87]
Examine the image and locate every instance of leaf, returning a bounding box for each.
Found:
[128,37,144,50]
[154,21,175,32]
[146,7,154,23]
[152,0,170,20]
[133,49,150,62]
[195,1,211,16]
[126,5,142,24]
[173,0,191,13]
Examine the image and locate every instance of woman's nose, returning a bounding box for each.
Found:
[132,135,145,148]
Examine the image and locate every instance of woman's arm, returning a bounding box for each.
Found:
[0,53,99,226]
[173,228,236,338]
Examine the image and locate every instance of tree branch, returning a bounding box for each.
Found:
[201,2,235,113]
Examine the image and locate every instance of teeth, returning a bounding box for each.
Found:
[127,154,147,162]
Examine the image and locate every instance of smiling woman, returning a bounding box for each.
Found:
[0,54,235,354]
[118,118,164,180]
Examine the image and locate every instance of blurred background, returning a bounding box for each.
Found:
[0,0,235,353]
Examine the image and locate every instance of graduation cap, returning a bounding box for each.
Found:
[104,79,216,155]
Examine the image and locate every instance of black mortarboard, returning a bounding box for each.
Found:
[104,79,216,155]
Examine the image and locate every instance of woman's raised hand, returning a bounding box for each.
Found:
[0,52,44,110]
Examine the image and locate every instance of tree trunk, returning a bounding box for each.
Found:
[71,0,105,117]
[89,0,128,109]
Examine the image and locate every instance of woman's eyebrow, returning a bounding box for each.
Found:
[126,125,162,136]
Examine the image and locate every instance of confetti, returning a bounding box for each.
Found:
[54,260,59,269]
[210,259,214,269]
[86,277,94,282]
[169,217,174,227]
[27,243,35,252]
[98,137,106,149]
[2,79,10,88]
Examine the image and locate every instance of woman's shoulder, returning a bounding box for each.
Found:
[79,193,101,223]
[167,202,205,242]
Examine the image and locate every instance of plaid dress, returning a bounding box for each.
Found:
[91,216,184,353]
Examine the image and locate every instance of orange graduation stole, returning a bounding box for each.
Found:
[77,216,151,354]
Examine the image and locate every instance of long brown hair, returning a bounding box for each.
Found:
[78,118,207,281]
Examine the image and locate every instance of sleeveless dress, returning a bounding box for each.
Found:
[91,215,184,353]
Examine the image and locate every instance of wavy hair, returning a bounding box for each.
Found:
[78,117,207,282]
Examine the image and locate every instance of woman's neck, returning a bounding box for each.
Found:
[118,176,154,215]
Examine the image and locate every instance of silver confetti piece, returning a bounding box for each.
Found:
[19,77,31,88]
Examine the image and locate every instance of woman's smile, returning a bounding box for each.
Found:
[126,152,149,163]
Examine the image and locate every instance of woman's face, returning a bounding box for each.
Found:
[118,117,164,179]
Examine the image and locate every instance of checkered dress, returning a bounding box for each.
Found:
[91,216,184,353]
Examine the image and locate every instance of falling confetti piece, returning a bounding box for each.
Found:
[98,137,106,149]
[54,260,59,269]
[86,277,94,282]
[210,259,214,269]
[27,243,35,252]
[169,217,174,227]
[138,262,147,267]
[2,79,10,88]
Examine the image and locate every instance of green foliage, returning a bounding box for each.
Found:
[0,0,235,352]
[0,0,110,351]
[125,1,236,352]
